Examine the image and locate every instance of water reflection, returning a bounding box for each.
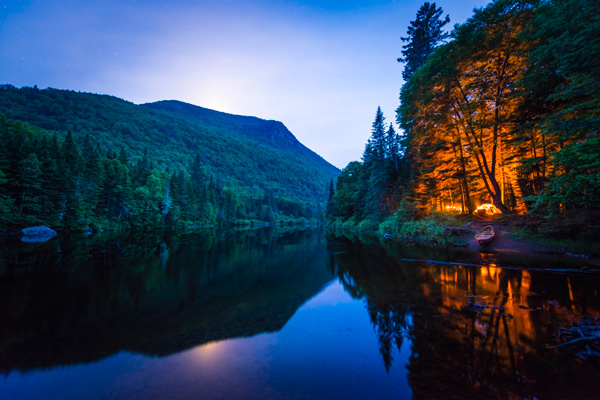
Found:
[0,228,334,373]
[330,233,415,373]
[2,229,600,399]
[329,232,600,399]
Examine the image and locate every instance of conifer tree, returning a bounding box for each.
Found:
[362,108,393,218]
[81,138,104,217]
[326,179,336,218]
[118,146,128,165]
[364,107,387,164]
[18,153,43,219]
[62,131,82,177]
[386,124,400,172]
[398,2,450,82]
[191,153,207,190]
[60,131,88,227]
[0,168,15,229]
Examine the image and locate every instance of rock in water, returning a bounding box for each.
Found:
[20,226,57,242]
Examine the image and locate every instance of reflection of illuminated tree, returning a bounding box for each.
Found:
[471,269,520,383]
[330,232,600,398]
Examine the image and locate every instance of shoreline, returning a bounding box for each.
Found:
[467,227,600,267]
[331,216,600,268]
[467,218,600,266]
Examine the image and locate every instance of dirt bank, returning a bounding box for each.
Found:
[466,218,600,266]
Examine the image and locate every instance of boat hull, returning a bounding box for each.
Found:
[477,237,495,246]
[475,226,495,246]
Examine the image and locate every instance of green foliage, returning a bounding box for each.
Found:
[531,136,600,215]
[398,2,450,81]
[0,86,339,231]
[332,0,599,244]
[377,217,400,237]
[356,219,379,232]
[328,108,406,227]
[341,216,360,231]
[382,212,463,245]
[521,0,600,218]
[397,218,447,244]
[0,169,15,230]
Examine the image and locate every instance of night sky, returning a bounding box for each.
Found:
[1,0,489,168]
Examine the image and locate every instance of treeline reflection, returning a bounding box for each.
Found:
[0,228,334,373]
[329,232,600,400]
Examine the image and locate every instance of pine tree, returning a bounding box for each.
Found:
[62,131,82,177]
[386,124,400,172]
[118,146,128,165]
[18,153,43,220]
[361,108,395,218]
[364,107,387,164]
[134,148,151,185]
[61,131,86,228]
[191,153,207,190]
[326,179,336,218]
[0,169,15,229]
[81,138,104,217]
[398,2,450,82]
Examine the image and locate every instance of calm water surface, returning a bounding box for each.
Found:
[1,228,599,399]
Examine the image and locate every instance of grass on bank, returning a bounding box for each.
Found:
[331,212,469,247]
[331,211,600,257]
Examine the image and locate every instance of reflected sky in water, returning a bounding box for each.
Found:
[1,229,600,399]
[2,281,413,400]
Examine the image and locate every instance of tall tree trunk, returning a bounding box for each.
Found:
[19,191,25,217]
[455,128,473,213]
[452,92,509,213]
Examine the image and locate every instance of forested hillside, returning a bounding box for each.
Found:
[0,85,339,231]
[329,0,600,238]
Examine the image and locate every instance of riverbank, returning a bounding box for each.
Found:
[331,213,600,266]
[469,216,600,261]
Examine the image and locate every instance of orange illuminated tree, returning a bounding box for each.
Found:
[399,0,537,214]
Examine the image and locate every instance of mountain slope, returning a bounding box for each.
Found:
[0,85,339,229]
[144,100,334,172]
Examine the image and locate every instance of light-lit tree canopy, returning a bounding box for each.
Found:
[331,0,600,239]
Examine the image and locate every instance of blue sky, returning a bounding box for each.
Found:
[1,0,490,168]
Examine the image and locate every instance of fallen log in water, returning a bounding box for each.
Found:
[547,336,600,349]
[548,319,600,360]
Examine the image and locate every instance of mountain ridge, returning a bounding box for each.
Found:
[143,99,335,171]
[0,84,339,229]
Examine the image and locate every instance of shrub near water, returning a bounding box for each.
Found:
[341,217,359,231]
[332,212,467,247]
[398,219,447,245]
[356,219,379,232]
[378,212,465,245]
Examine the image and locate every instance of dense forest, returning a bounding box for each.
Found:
[0,86,339,231]
[329,0,600,238]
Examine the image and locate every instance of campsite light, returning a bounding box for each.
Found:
[474,203,501,216]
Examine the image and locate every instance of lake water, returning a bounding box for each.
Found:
[1,228,599,399]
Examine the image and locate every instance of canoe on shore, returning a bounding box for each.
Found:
[475,225,496,246]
